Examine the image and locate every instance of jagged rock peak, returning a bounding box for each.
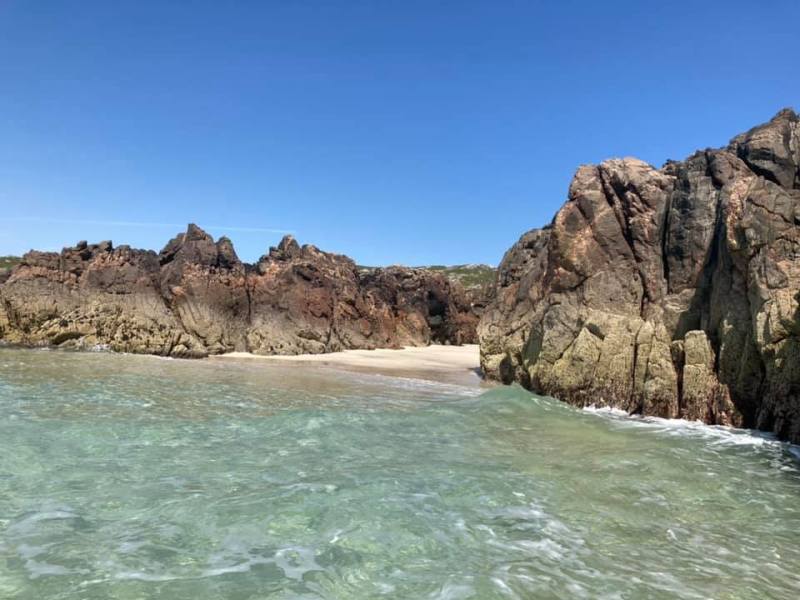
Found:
[16,239,118,275]
[159,223,240,269]
[277,234,301,256]
[728,107,799,189]
[65,239,113,255]
[265,234,302,261]
[185,222,213,241]
[215,236,240,268]
[160,223,208,257]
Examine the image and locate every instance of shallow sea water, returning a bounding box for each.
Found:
[1,348,799,599]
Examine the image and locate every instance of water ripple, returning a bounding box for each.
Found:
[1,348,799,599]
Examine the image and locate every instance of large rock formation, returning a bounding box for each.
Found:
[479,108,800,442]
[0,228,478,357]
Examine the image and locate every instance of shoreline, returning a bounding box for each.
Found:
[211,344,485,387]
[0,342,485,387]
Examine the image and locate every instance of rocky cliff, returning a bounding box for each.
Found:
[0,227,478,357]
[479,108,800,442]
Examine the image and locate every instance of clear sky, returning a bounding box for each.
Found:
[0,1,797,266]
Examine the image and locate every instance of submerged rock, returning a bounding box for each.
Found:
[0,226,478,357]
[479,108,800,442]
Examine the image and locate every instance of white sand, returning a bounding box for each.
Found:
[213,344,483,386]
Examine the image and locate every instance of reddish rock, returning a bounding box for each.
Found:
[0,226,478,358]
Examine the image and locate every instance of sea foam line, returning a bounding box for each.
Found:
[582,405,799,453]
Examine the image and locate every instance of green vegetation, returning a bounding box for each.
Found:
[0,256,21,270]
[358,263,496,289]
[422,264,495,289]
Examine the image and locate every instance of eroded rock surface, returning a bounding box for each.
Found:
[0,228,477,357]
[479,108,800,442]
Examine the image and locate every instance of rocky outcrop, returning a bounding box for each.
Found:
[360,266,478,346]
[0,228,477,357]
[479,108,800,442]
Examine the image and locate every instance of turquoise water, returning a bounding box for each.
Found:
[1,349,799,599]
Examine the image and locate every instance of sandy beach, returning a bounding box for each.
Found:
[213,344,484,386]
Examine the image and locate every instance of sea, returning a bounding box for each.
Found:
[1,347,799,599]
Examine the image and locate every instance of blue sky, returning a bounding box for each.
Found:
[0,1,797,266]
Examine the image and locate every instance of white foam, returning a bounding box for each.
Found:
[8,505,79,534]
[113,570,179,582]
[433,581,476,599]
[202,558,270,577]
[491,574,518,597]
[582,405,797,452]
[583,405,629,417]
[337,369,483,398]
[25,559,76,578]
[273,545,323,581]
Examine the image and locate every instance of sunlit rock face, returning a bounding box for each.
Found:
[0,228,478,357]
[479,108,800,442]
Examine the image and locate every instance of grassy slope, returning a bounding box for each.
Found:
[0,256,21,270]
[423,264,495,289]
